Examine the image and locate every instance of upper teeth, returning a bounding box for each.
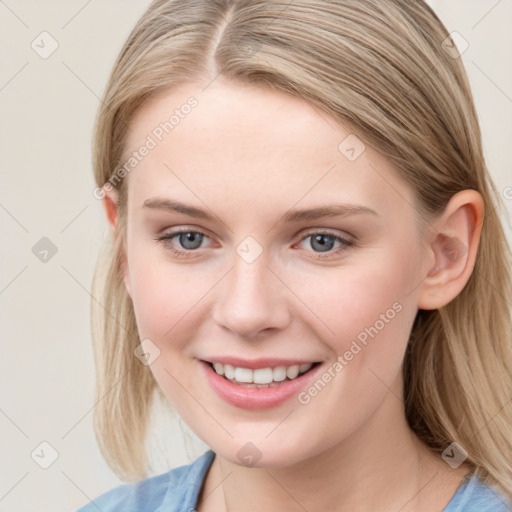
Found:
[212,362,313,384]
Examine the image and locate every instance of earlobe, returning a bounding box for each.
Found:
[417,190,484,310]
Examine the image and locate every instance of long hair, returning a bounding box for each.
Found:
[89,0,512,499]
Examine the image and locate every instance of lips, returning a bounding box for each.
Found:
[198,358,322,409]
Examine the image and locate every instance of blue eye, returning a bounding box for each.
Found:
[156,229,354,260]
[157,229,209,258]
[175,231,204,250]
[299,231,353,259]
[309,233,337,252]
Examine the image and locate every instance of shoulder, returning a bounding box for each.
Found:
[75,450,215,512]
[444,473,511,512]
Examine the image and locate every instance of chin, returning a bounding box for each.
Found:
[209,434,323,470]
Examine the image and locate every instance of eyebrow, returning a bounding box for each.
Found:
[142,197,378,222]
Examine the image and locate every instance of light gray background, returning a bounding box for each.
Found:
[1,1,511,511]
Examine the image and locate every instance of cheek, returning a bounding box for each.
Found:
[283,256,419,453]
[126,250,211,404]
[126,242,178,333]
[126,242,219,350]
[290,248,419,353]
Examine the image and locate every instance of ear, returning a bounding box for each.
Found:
[101,186,132,298]
[102,186,119,230]
[417,189,484,310]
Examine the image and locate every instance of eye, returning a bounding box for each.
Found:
[173,231,205,250]
[156,228,354,260]
[297,231,354,259]
[156,229,210,258]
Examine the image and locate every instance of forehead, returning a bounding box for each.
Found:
[123,79,414,218]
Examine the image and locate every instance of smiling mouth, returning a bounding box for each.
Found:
[202,361,321,388]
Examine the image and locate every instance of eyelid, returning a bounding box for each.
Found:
[298,227,354,242]
[157,227,214,246]
[158,225,213,240]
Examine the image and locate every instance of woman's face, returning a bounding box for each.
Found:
[118,78,431,468]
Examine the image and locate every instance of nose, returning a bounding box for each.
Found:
[211,254,291,339]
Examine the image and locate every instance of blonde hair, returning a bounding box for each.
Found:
[90,0,512,500]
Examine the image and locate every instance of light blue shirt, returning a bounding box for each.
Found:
[75,450,510,511]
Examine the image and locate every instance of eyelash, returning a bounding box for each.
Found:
[156,228,354,260]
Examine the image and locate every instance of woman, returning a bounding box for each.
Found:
[78,0,512,510]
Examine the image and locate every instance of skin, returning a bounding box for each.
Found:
[103,77,484,511]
